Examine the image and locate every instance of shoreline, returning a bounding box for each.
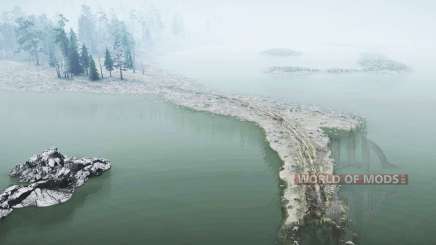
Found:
[0,60,363,243]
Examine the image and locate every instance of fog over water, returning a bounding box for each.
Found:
[1,1,436,245]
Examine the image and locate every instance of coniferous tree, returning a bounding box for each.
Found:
[109,18,135,72]
[88,55,100,81]
[6,9,142,80]
[125,51,134,70]
[68,29,82,75]
[80,44,90,75]
[104,48,114,77]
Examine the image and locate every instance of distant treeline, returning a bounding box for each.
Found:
[0,5,184,81]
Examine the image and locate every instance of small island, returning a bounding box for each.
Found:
[0,148,111,219]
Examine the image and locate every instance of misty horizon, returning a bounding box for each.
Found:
[1,0,435,54]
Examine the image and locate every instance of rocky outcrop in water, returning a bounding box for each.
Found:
[0,148,111,219]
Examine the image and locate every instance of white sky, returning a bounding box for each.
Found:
[2,0,435,51]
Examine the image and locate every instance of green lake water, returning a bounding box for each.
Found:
[157,46,436,244]
[1,45,435,245]
[0,91,282,245]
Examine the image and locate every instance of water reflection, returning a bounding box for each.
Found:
[0,92,283,245]
[329,130,400,245]
[331,130,397,171]
[0,173,110,242]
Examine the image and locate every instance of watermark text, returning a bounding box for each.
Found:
[294,174,408,185]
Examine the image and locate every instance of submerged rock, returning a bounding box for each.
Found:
[0,148,111,219]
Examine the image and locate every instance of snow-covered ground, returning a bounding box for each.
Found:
[0,60,363,242]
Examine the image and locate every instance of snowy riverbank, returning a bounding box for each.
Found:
[0,60,363,243]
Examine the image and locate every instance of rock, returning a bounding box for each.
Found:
[0,148,111,219]
[344,241,355,245]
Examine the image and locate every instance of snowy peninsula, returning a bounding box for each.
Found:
[0,60,363,243]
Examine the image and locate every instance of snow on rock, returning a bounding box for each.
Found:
[0,148,111,219]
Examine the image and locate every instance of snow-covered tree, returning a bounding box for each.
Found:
[104,48,114,77]
[67,29,83,75]
[88,55,100,81]
[2,6,147,80]
[109,17,135,71]
[80,44,90,75]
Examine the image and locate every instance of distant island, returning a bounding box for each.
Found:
[266,54,410,74]
[261,48,302,57]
